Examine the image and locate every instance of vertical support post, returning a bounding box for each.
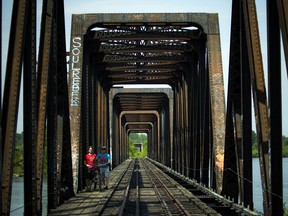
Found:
[24,0,37,214]
[241,11,253,207]
[1,0,26,214]
[169,93,174,169]
[242,0,270,213]
[68,15,84,194]
[267,0,283,215]
[207,13,226,193]
[0,0,2,213]
[276,0,288,73]
[36,0,53,213]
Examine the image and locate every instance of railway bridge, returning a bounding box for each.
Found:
[1,0,287,215]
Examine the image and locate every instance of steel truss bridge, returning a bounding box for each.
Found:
[0,0,287,215]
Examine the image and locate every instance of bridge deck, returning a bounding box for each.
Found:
[48,160,132,215]
[48,159,256,216]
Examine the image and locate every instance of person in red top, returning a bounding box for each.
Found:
[84,146,97,191]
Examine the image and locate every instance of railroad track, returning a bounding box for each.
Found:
[49,158,259,215]
[98,158,224,215]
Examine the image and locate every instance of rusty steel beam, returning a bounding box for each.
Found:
[276,0,288,74]
[45,0,71,209]
[267,0,283,215]
[69,13,225,196]
[1,0,27,214]
[242,0,270,214]
[0,0,2,213]
[207,14,226,193]
[68,15,85,194]
[36,0,53,213]
[23,0,38,215]
[220,1,241,207]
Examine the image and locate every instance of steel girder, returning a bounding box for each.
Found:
[35,0,54,213]
[222,0,247,205]
[47,0,73,210]
[223,0,272,214]
[1,0,29,214]
[242,0,270,214]
[23,0,38,215]
[69,13,226,195]
[1,0,71,215]
[276,0,288,74]
[268,0,283,215]
[207,14,226,193]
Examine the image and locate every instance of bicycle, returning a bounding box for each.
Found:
[93,165,106,191]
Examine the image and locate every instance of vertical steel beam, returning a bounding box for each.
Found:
[97,79,102,147]
[36,0,53,213]
[1,0,26,214]
[55,0,74,204]
[47,43,58,210]
[174,85,180,172]
[23,0,38,215]
[276,0,288,73]
[242,0,271,214]
[187,54,197,180]
[46,0,69,209]
[0,0,2,213]
[267,0,283,215]
[180,77,185,175]
[195,65,201,183]
[169,91,174,169]
[68,15,84,194]
[82,36,90,157]
[47,1,59,210]
[201,46,210,186]
[222,0,244,204]
[241,10,253,208]
[183,76,189,177]
[191,69,196,179]
[207,14,226,193]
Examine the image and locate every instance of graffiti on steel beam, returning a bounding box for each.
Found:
[70,37,82,107]
[69,35,83,194]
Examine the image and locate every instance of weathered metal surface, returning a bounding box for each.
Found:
[68,13,226,196]
[81,13,209,32]
[110,88,173,166]
[207,14,226,193]
[68,15,85,194]
[277,0,288,73]
[1,0,27,214]
[222,0,250,205]
[23,0,38,215]
[36,0,53,213]
[267,0,283,215]
[242,0,270,214]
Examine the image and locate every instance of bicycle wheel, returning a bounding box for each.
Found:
[93,171,98,191]
[98,171,103,191]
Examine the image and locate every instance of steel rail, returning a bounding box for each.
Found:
[117,159,137,215]
[141,160,173,216]
[93,159,135,215]
[142,159,191,216]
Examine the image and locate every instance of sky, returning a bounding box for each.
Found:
[1,0,288,135]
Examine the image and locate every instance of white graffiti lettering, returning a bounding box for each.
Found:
[70,37,81,106]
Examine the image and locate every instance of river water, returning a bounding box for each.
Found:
[9,158,288,215]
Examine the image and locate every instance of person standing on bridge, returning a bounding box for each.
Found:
[84,146,97,192]
[97,146,111,190]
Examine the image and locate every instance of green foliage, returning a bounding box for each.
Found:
[14,133,24,176]
[13,132,48,176]
[12,130,288,176]
[284,203,288,216]
[251,130,288,157]
[128,133,147,158]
